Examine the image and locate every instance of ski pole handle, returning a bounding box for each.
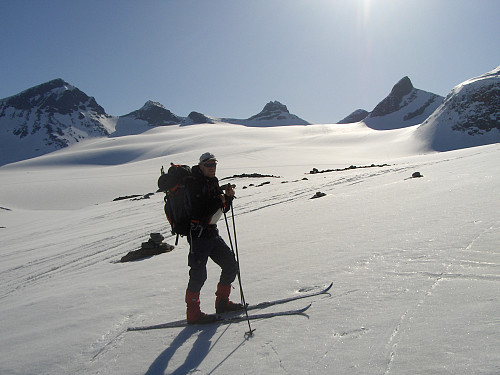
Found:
[224,183,236,198]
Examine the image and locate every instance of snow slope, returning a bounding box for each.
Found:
[0,123,499,375]
[416,66,500,151]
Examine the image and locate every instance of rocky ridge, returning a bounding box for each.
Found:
[363,76,444,130]
[416,66,500,150]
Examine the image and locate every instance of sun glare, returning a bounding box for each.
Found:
[360,0,372,28]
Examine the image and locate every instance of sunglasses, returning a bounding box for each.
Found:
[203,162,217,168]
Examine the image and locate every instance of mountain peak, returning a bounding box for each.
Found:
[364,76,443,130]
[219,100,308,126]
[370,76,414,118]
[140,100,166,111]
[261,101,290,114]
[121,101,180,125]
[1,78,105,117]
[26,78,71,93]
[43,78,70,88]
[390,76,414,98]
[247,101,291,121]
[188,111,214,124]
[0,79,111,166]
[337,109,369,124]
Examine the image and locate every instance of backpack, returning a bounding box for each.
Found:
[158,163,193,244]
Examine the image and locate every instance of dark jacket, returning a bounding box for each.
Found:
[186,165,233,228]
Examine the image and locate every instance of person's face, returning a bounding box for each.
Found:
[200,160,217,178]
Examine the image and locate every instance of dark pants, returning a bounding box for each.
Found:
[187,233,238,293]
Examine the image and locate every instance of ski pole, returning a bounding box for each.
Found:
[230,203,255,336]
[224,205,254,336]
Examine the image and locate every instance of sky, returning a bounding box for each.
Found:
[0,0,499,124]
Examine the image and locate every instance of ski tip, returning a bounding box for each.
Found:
[299,303,313,313]
[324,282,333,292]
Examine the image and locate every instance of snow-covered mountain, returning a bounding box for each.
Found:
[121,101,181,126]
[0,81,309,165]
[2,67,500,166]
[337,109,370,124]
[0,79,113,165]
[416,66,500,151]
[110,101,185,137]
[222,100,309,126]
[187,111,214,124]
[363,76,443,130]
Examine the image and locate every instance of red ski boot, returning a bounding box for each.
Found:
[215,283,244,314]
[185,290,217,324]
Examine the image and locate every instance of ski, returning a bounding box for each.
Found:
[245,282,332,311]
[127,304,311,331]
[127,282,331,331]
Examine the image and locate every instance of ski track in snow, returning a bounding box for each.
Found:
[1,230,129,299]
[231,153,459,224]
[230,164,406,216]
[1,141,499,374]
[1,238,120,299]
[233,147,484,218]
[0,203,167,300]
[90,326,128,363]
[382,221,500,374]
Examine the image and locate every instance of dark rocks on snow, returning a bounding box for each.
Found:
[242,181,271,189]
[132,193,154,200]
[120,233,174,262]
[311,191,326,199]
[257,181,271,187]
[309,164,390,174]
[221,173,280,180]
[113,194,142,201]
[113,193,154,201]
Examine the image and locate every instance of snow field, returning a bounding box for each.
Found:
[0,123,498,374]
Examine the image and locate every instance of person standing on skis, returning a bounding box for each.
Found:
[184,152,244,324]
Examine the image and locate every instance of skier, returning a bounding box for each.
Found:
[184,152,244,324]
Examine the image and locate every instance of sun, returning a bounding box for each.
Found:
[360,0,372,27]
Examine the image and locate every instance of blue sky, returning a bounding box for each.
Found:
[1,0,499,123]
